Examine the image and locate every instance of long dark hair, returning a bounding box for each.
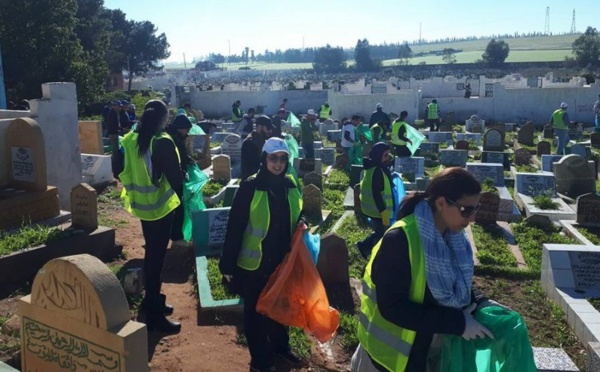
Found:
[398,167,481,218]
[137,100,168,156]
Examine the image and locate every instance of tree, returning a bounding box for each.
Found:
[398,42,412,65]
[572,26,600,67]
[442,48,457,64]
[354,38,379,72]
[123,20,169,91]
[482,39,509,66]
[313,45,346,74]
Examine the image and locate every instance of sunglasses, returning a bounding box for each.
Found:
[445,198,481,218]
[267,154,289,164]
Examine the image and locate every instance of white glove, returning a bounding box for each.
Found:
[462,303,494,341]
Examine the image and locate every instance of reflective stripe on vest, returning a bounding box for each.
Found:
[391,120,407,146]
[360,168,393,218]
[357,215,426,372]
[119,131,181,221]
[237,174,303,270]
[319,105,330,119]
[427,103,439,119]
[552,109,567,130]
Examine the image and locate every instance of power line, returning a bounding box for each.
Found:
[570,9,576,34]
[544,6,550,35]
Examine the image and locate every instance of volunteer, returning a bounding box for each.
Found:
[390,111,413,157]
[549,102,570,155]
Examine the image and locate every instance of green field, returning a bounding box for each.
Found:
[164,34,580,70]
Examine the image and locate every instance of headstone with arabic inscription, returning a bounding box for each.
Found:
[221,134,242,164]
[70,183,98,230]
[440,150,468,167]
[576,193,600,227]
[7,118,47,192]
[303,184,323,223]
[192,207,231,256]
[553,154,596,198]
[475,192,500,226]
[19,254,148,372]
[483,128,504,152]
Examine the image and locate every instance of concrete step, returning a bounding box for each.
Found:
[533,347,579,371]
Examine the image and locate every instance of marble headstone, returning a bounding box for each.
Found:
[483,128,504,152]
[576,193,600,227]
[466,163,505,186]
[553,154,596,198]
[440,150,468,167]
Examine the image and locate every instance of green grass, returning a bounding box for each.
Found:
[515,164,538,173]
[471,224,517,268]
[289,327,312,359]
[338,311,359,353]
[335,214,370,279]
[576,226,600,246]
[532,195,559,210]
[0,225,70,257]
[203,179,228,197]
[206,257,239,301]
[327,169,350,191]
[511,222,576,272]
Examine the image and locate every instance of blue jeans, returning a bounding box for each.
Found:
[555,129,569,155]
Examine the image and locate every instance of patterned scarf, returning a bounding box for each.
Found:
[414,200,473,309]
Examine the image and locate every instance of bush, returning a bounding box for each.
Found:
[532,195,559,210]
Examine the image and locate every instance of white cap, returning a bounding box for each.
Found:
[376,103,383,109]
[560,102,568,109]
[307,109,316,116]
[262,137,290,155]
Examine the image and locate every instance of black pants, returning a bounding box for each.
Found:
[394,145,412,157]
[241,275,289,368]
[170,203,184,241]
[428,118,440,132]
[141,212,174,310]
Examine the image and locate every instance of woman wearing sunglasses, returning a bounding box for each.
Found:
[352,167,504,372]
[220,137,304,372]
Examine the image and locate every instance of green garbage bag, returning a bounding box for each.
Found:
[287,112,302,127]
[182,163,209,241]
[348,144,363,166]
[188,123,205,135]
[406,124,425,155]
[356,124,373,142]
[283,134,300,187]
[440,306,537,372]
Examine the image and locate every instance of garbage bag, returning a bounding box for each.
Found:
[283,134,301,187]
[288,112,302,127]
[406,124,425,155]
[391,172,406,225]
[440,306,537,372]
[348,145,363,166]
[256,225,340,343]
[182,163,208,241]
[303,230,320,264]
[188,123,205,135]
[356,124,373,142]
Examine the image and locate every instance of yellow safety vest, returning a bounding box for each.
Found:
[427,103,439,120]
[391,120,407,146]
[319,105,331,119]
[358,215,426,372]
[551,109,567,130]
[232,107,243,122]
[237,175,303,270]
[360,168,393,218]
[371,124,383,142]
[119,132,181,221]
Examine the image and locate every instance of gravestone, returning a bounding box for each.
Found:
[296,158,323,177]
[481,151,510,170]
[78,120,104,155]
[543,124,554,139]
[81,154,113,186]
[483,128,504,152]
[304,171,323,191]
[541,155,564,172]
[466,163,505,186]
[440,150,468,167]
[517,122,535,146]
[394,157,425,178]
[418,142,439,158]
[192,134,208,152]
[576,193,600,227]
[489,123,506,135]
[537,141,551,156]
[591,133,600,149]
[569,251,600,290]
[350,165,363,188]
[466,116,484,133]
[223,185,239,207]
[6,118,47,192]
[335,154,349,169]
[524,214,553,230]
[319,120,336,136]
[70,183,98,230]
[316,233,350,285]
[456,133,482,145]
[514,148,532,166]
[516,173,556,197]
[569,144,587,159]
[428,132,453,145]
[221,134,242,164]
[553,154,596,198]
[212,154,232,181]
[327,129,342,142]
[439,122,453,132]
[475,192,500,226]
[19,254,148,372]
[303,184,323,223]
[316,147,335,165]
[192,207,231,256]
[455,140,470,150]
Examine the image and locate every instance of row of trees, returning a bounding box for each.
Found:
[0,0,169,107]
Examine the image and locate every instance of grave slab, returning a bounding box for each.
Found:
[195,256,242,311]
[466,162,505,186]
[192,207,231,257]
[440,149,468,167]
[533,347,579,371]
[81,153,113,186]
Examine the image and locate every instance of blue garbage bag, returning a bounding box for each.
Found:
[391,172,406,224]
[303,230,320,264]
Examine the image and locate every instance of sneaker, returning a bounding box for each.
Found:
[171,239,191,248]
[275,350,302,366]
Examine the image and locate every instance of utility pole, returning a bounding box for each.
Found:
[544,6,550,35]
[183,53,187,69]
[570,9,576,34]
[419,23,422,45]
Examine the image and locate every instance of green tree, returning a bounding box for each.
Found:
[313,45,346,74]
[398,42,412,65]
[124,20,170,91]
[482,39,510,66]
[572,26,600,67]
[442,48,457,64]
[354,38,379,72]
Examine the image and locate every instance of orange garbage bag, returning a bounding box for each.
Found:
[256,224,340,343]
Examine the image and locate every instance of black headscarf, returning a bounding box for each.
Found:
[369,142,392,180]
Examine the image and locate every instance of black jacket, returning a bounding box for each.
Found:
[150,135,184,197]
[165,126,193,176]
[369,109,390,128]
[240,131,266,180]
[219,168,302,294]
[368,225,487,372]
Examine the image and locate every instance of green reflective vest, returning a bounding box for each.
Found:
[427,103,439,119]
[391,120,407,146]
[370,124,383,143]
[360,168,393,218]
[319,105,331,119]
[119,131,181,221]
[237,175,303,270]
[232,107,243,122]
[358,215,426,372]
[551,109,567,130]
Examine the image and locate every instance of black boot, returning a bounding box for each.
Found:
[146,312,181,333]
[140,294,174,316]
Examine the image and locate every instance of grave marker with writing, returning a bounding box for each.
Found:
[428,132,453,145]
[553,154,596,198]
[440,150,468,167]
[569,251,600,290]
[6,118,47,192]
[70,183,98,230]
[316,147,335,165]
[481,151,510,170]
[483,128,504,152]
[541,155,564,172]
[192,207,231,256]
[394,157,425,177]
[466,163,505,186]
[537,141,551,156]
[475,192,500,225]
[212,154,231,181]
[303,184,323,223]
[221,134,242,164]
[457,133,482,145]
[516,173,556,197]
[576,193,600,227]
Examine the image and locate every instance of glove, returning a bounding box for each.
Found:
[462,303,494,341]
[380,210,391,227]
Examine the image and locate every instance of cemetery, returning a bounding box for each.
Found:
[0,80,600,371]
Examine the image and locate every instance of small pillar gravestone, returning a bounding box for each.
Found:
[514,148,532,166]
[537,141,551,156]
[19,254,148,372]
[223,185,239,207]
[475,192,500,226]
[553,154,596,198]
[316,233,350,285]
[304,171,323,191]
[303,184,323,223]
[212,154,231,181]
[517,122,535,146]
[455,140,470,150]
[483,128,504,152]
[576,193,600,227]
[78,121,104,155]
[70,183,98,230]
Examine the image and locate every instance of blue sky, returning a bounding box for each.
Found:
[104,0,597,62]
